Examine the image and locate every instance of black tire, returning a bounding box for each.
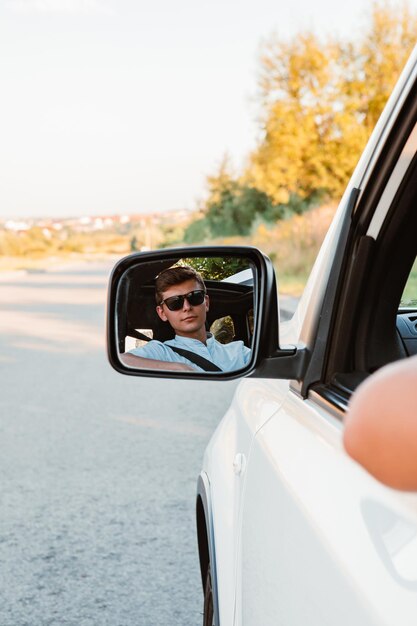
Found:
[203,562,214,626]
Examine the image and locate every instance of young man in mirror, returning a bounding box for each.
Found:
[121,265,252,373]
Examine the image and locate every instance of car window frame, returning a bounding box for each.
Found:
[301,84,417,413]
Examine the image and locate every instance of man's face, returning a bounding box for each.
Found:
[156,279,209,339]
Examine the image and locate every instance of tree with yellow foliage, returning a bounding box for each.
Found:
[247,2,417,203]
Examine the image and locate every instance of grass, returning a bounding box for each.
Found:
[401,262,417,306]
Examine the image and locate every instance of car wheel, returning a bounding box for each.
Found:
[203,562,214,626]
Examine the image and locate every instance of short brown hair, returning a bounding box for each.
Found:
[155,265,206,305]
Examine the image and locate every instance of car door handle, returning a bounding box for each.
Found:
[233,453,246,476]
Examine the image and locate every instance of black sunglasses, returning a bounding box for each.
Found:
[159,289,206,311]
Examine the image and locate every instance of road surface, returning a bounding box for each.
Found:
[0,261,239,626]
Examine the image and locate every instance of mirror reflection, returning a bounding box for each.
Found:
[117,255,255,374]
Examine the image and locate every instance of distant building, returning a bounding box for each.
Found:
[4,220,31,233]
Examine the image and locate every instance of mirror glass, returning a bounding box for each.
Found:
[115,255,256,374]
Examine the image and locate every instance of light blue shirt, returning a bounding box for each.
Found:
[130,333,251,372]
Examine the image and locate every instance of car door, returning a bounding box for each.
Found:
[234,55,417,626]
[237,384,417,626]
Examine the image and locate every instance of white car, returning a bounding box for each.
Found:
[107,46,417,626]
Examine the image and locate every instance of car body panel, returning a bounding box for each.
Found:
[201,379,286,625]
[204,376,417,625]
[239,390,417,625]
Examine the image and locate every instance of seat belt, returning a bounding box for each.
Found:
[168,346,222,372]
[127,329,222,372]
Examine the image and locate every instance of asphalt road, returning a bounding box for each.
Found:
[0,261,240,626]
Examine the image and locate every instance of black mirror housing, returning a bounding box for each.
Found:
[107,245,304,380]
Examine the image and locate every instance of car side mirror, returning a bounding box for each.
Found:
[106,246,284,379]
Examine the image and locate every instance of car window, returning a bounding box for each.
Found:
[400,258,417,307]
[125,328,154,351]
[210,316,236,343]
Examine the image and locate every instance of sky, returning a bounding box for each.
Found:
[1,0,416,219]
